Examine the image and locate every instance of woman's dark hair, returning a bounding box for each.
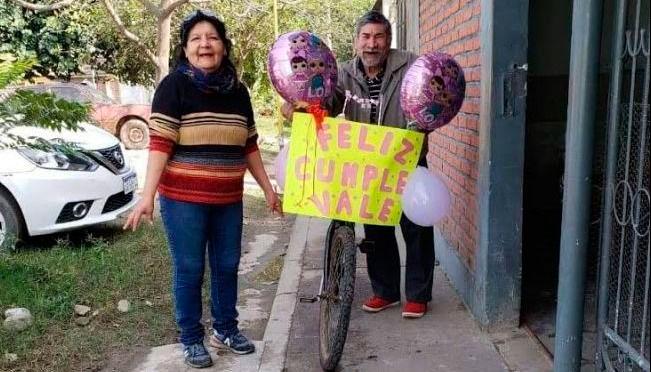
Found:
[173,10,236,73]
[354,10,392,39]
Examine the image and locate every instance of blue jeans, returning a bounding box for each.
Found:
[159,196,243,346]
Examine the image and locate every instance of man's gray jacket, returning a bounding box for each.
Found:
[329,49,426,159]
[330,49,418,128]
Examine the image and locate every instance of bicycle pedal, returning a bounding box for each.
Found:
[299,296,318,303]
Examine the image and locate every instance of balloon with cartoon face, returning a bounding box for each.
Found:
[268,31,338,106]
[400,52,465,131]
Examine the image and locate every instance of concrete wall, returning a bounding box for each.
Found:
[381,0,420,53]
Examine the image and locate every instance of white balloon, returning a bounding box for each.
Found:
[401,166,451,226]
[274,143,290,191]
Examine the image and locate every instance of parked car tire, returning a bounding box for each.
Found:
[119,119,150,150]
[0,189,25,249]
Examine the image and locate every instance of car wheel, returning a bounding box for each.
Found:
[119,119,150,150]
[0,190,25,250]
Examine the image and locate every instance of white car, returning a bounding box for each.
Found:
[0,123,139,248]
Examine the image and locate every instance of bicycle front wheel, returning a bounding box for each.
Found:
[319,224,356,371]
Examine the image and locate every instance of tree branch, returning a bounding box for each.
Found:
[135,0,160,17]
[160,0,190,20]
[100,0,158,66]
[10,0,74,12]
[234,1,268,18]
[278,0,303,5]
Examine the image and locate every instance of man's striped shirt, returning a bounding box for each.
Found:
[359,60,385,124]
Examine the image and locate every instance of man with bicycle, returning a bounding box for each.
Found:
[283,10,435,319]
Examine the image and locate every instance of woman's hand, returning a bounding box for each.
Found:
[264,188,284,217]
[123,196,155,231]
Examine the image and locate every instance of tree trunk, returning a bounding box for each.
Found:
[326,3,332,48]
[155,0,173,84]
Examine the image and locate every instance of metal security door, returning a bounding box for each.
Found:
[597,0,650,371]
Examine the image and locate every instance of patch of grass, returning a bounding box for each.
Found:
[255,115,281,139]
[255,115,291,152]
[0,222,176,372]
[252,254,285,284]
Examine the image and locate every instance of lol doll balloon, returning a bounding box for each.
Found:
[267,31,338,107]
[400,52,465,131]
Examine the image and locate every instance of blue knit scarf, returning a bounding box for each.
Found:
[177,61,237,93]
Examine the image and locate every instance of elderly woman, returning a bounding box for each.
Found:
[123,10,281,368]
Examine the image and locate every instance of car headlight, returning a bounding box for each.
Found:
[18,148,98,171]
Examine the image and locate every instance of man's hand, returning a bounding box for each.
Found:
[281,100,310,121]
[281,101,294,121]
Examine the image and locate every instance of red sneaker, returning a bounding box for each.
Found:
[402,301,427,318]
[362,296,400,313]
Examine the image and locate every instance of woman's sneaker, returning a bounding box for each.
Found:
[183,342,213,368]
[209,330,255,355]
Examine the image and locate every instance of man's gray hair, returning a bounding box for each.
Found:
[354,10,392,38]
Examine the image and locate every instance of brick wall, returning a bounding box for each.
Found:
[419,0,481,270]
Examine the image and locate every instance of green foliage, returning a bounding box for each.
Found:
[1,90,89,131]
[75,0,165,85]
[0,55,89,149]
[205,0,374,115]
[279,0,371,63]
[4,0,373,109]
[0,56,35,90]
[0,2,96,78]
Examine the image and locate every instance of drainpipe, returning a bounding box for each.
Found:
[554,0,604,371]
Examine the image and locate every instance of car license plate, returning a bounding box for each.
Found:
[123,173,137,194]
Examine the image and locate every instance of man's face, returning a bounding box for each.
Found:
[354,23,390,70]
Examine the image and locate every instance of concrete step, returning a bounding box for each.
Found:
[130,341,264,372]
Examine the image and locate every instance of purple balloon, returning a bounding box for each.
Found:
[267,31,338,106]
[400,52,466,131]
[274,143,290,191]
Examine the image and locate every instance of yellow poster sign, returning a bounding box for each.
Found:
[282,113,425,226]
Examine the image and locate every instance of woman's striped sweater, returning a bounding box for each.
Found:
[148,70,259,204]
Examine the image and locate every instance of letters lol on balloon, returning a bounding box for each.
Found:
[282,113,425,226]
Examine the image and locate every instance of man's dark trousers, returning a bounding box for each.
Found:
[363,213,435,303]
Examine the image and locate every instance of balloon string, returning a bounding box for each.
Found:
[298,115,317,206]
[306,104,324,212]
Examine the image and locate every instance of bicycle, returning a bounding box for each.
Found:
[301,219,357,371]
